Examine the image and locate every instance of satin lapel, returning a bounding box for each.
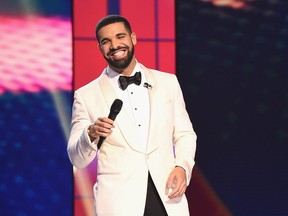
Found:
[99,73,118,109]
[141,65,160,154]
[99,73,145,153]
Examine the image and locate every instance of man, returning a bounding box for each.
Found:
[67,14,197,216]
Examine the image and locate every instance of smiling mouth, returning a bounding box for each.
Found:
[109,48,127,59]
[112,50,125,58]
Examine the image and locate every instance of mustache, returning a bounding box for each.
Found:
[107,46,128,56]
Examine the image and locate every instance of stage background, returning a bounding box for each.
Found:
[1,0,287,215]
[0,0,73,215]
[73,0,288,215]
[177,0,288,215]
[72,0,180,215]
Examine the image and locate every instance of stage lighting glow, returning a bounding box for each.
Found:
[201,0,246,9]
[0,16,72,94]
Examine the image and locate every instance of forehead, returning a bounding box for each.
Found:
[98,22,128,39]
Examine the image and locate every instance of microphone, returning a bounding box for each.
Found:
[98,99,123,149]
[144,82,152,89]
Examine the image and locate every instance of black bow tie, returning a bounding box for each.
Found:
[118,72,142,90]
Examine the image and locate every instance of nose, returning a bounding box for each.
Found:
[110,38,120,49]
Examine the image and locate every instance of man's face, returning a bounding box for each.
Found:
[97,22,137,71]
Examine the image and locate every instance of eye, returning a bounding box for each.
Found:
[117,33,126,39]
[101,40,107,45]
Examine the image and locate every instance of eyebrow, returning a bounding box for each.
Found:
[99,32,128,44]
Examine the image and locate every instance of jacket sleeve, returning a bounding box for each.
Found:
[67,90,98,168]
[172,75,197,185]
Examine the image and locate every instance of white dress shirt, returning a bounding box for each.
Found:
[106,62,150,152]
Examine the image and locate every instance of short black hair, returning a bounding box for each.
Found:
[95,14,132,42]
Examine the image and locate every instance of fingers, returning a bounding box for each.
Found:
[89,117,115,138]
[167,180,187,199]
[97,117,115,135]
[165,167,187,199]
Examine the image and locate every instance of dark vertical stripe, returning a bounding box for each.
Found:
[108,0,120,15]
[155,0,160,69]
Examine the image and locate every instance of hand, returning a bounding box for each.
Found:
[165,166,187,199]
[88,117,115,141]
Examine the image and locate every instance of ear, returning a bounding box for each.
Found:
[97,43,104,54]
[131,32,137,45]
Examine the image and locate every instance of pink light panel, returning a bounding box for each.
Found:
[0,16,72,94]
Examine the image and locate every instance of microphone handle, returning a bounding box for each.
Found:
[97,113,117,149]
[98,137,105,149]
[97,99,123,150]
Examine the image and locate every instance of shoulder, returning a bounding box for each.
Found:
[75,72,106,95]
[76,78,99,93]
[139,63,177,81]
[153,70,177,82]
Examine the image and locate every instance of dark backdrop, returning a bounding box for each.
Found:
[177,1,288,215]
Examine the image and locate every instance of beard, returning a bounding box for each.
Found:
[105,45,135,70]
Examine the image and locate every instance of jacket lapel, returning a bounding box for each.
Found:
[99,66,162,154]
[99,72,146,153]
[141,65,161,154]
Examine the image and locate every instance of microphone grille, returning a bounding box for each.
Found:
[111,99,123,114]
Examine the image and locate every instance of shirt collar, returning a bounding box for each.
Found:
[106,60,142,78]
[105,60,147,91]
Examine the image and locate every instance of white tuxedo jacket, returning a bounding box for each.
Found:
[68,64,197,216]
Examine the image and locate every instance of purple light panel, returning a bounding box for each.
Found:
[0,16,72,94]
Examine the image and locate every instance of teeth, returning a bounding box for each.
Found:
[111,50,125,59]
[113,50,124,57]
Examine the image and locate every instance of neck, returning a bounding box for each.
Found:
[112,58,137,76]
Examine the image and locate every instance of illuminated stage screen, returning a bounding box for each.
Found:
[72,0,177,215]
[0,1,73,215]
